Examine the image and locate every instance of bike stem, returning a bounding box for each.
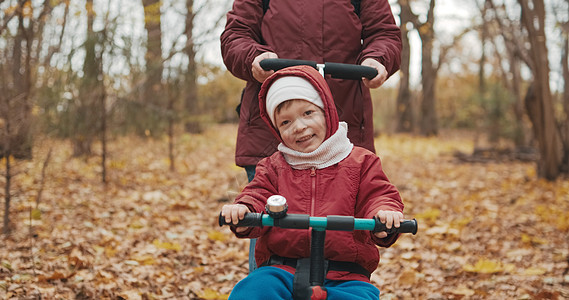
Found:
[310,229,326,287]
[316,64,325,78]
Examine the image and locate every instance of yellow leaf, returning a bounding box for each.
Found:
[555,215,569,231]
[152,239,181,251]
[92,245,104,254]
[451,216,472,229]
[523,267,547,276]
[208,230,227,242]
[132,255,156,266]
[415,208,440,223]
[109,160,126,169]
[31,208,42,220]
[525,166,536,178]
[129,220,145,229]
[398,270,417,285]
[521,233,546,245]
[463,258,504,274]
[231,164,244,171]
[198,288,229,300]
[31,105,40,116]
[105,246,117,258]
[452,285,475,296]
[2,261,13,271]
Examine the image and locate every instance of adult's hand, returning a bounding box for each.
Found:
[361,58,388,89]
[252,52,279,83]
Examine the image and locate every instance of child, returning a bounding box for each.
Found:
[221,65,404,299]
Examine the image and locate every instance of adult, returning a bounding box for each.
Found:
[221,0,402,270]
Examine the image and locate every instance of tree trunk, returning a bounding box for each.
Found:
[101,86,107,183]
[420,37,438,136]
[478,3,488,143]
[418,0,438,136]
[396,3,413,133]
[519,0,563,180]
[2,3,33,160]
[3,108,12,235]
[510,53,527,147]
[562,34,569,173]
[167,82,176,172]
[184,0,201,133]
[485,0,527,147]
[141,0,164,137]
[73,0,102,157]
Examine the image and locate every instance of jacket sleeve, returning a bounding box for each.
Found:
[220,0,274,82]
[355,154,404,247]
[230,156,279,238]
[358,0,402,78]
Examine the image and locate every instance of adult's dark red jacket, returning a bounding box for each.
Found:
[232,66,404,282]
[221,0,402,167]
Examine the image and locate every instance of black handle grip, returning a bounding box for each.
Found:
[373,218,418,235]
[259,59,378,80]
[260,58,317,71]
[324,62,378,80]
[218,212,264,227]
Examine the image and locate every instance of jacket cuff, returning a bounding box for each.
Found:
[370,232,400,248]
[231,226,254,237]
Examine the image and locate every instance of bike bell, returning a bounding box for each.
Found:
[265,195,288,219]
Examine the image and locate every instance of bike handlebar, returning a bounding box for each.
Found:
[260,58,378,80]
[219,213,418,235]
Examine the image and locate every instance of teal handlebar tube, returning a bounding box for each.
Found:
[219,213,418,235]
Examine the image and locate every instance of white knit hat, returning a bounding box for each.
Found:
[265,76,324,126]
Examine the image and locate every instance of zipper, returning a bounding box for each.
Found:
[310,167,316,216]
[308,167,317,255]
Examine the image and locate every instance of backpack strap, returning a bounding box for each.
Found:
[262,0,270,14]
[351,0,362,17]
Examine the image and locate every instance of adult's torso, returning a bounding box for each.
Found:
[236,0,375,166]
[261,0,362,64]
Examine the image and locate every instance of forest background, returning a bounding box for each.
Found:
[1,0,569,299]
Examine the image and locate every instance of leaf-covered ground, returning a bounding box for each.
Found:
[1,124,568,299]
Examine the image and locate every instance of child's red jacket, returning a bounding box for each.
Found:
[232,66,404,282]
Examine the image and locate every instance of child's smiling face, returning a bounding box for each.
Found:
[274,99,326,153]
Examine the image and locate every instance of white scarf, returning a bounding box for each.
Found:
[278,122,353,170]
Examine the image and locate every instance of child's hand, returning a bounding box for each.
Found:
[374,210,404,239]
[221,204,251,233]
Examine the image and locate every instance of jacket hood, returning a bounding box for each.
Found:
[259,65,339,143]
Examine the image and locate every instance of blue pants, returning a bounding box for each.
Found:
[228,266,380,300]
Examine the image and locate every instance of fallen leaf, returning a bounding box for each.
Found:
[208,230,228,242]
[398,270,417,285]
[452,285,475,296]
[152,239,181,251]
[131,255,156,266]
[198,288,230,300]
[522,267,547,276]
[463,258,504,274]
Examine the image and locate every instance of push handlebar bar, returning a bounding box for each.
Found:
[218,213,417,235]
[260,58,379,80]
